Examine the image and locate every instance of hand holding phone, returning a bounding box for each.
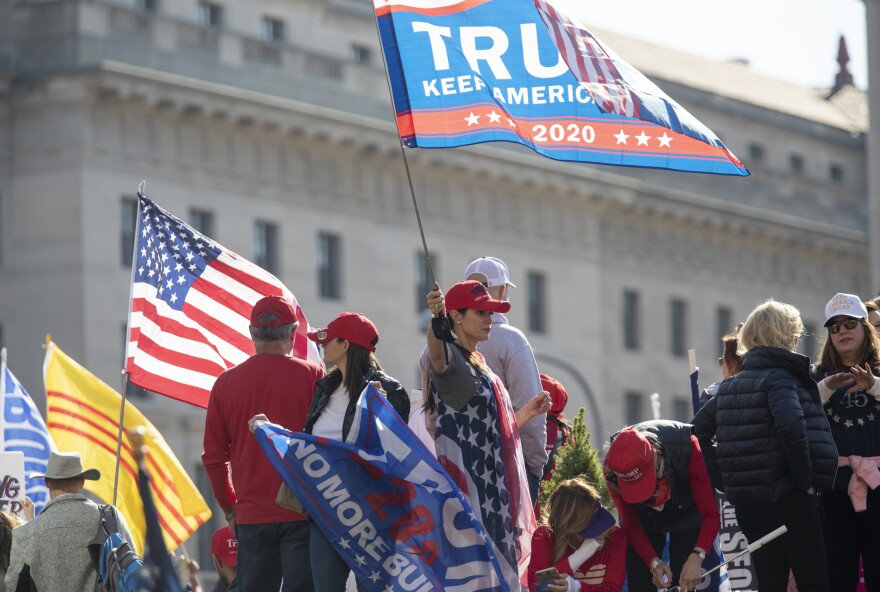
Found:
[534,568,561,592]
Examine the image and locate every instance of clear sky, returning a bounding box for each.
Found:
[551,0,868,90]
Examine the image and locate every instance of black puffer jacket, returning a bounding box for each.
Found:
[692,347,837,505]
[303,363,410,440]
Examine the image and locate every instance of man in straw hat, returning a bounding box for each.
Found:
[5,450,135,592]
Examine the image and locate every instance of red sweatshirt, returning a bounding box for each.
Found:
[202,353,324,524]
[610,435,720,567]
[529,524,626,591]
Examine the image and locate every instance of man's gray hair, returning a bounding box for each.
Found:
[249,313,296,342]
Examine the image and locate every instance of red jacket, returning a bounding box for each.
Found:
[529,524,626,592]
[202,353,323,524]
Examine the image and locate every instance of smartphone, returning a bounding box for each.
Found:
[534,568,560,592]
[535,567,560,581]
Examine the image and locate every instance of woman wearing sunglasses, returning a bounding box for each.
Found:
[814,293,880,592]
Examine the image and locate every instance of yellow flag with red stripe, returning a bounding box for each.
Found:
[44,341,212,552]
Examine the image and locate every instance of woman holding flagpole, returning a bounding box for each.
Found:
[812,293,880,592]
[425,280,535,591]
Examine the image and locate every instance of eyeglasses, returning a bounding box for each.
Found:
[828,318,859,334]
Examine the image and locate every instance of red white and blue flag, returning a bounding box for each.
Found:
[375,0,748,175]
[126,193,321,408]
[254,384,513,592]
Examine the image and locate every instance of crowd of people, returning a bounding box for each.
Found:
[4,251,880,592]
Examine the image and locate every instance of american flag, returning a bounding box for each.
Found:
[532,0,727,148]
[126,193,321,408]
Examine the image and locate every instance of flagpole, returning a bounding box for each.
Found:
[114,180,145,506]
[369,4,437,285]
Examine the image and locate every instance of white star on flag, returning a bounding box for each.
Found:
[355,555,366,566]
[635,131,651,146]
[614,130,629,145]
[657,132,673,148]
[465,112,480,126]
[369,572,381,583]
[338,537,351,550]
[487,110,502,123]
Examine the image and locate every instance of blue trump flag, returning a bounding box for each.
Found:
[0,351,55,515]
[253,384,511,592]
[374,0,748,176]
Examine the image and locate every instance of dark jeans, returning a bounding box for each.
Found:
[236,521,313,592]
[527,470,542,506]
[624,523,700,592]
[735,489,828,592]
[309,521,367,592]
[824,487,880,592]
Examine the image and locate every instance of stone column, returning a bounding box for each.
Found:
[867,0,880,294]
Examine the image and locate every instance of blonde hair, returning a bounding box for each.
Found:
[737,299,803,355]
[545,478,601,564]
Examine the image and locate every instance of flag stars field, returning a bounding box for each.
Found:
[614,128,674,148]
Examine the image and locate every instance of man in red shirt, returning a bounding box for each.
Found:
[202,295,324,592]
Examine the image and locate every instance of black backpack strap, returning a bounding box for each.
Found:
[89,504,119,567]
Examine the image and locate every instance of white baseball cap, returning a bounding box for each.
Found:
[463,257,516,288]
[824,293,868,327]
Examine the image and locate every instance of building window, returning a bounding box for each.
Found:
[254,221,278,276]
[121,197,138,267]
[198,1,222,27]
[414,252,437,313]
[135,0,158,11]
[790,153,805,175]
[830,163,844,182]
[624,391,644,426]
[317,232,342,300]
[670,298,687,357]
[261,17,284,42]
[747,143,764,163]
[799,321,817,359]
[349,44,372,65]
[716,306,733,356]
[189,208,214,238]
[623,290,640,350]
[527,271,546,333]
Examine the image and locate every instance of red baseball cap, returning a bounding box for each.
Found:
[210,526,238,567]
[540,374,568,417]
[250,296,296,328]
[444,281,511,314]
[605,428,656,504]
[308,312,379,352]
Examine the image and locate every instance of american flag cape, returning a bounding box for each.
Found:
[0,351,55,516]
[374,0,748,176]
[126,192,321,408]
[253,384,513,592]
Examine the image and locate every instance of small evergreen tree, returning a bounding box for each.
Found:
[538,407,612,515]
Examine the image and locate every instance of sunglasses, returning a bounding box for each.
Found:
[828,318,859,334]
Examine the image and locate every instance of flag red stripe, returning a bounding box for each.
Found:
[209,257,284,301]
[128,366,211,408]
[182,301,254,355]
[132,298,230,353]
[130,331,229,377]
[47,397,194,528]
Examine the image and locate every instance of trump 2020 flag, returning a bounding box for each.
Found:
[375,0,748,176]
[254,384,512,592]
[127,191,321,408]
[0,349,55,516]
